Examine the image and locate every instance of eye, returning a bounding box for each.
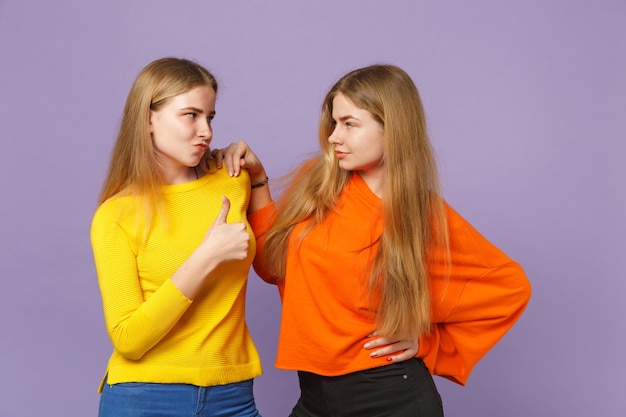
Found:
[186,112,197,119]
[346,122,355,129]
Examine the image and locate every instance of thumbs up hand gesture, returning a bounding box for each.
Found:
[170,196,250,299]
[201,196,250,263]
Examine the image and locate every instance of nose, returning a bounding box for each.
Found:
[198,118,212,142]
[328,124,340,144]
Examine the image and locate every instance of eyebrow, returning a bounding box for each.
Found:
[335,114,359,122]
[180,106,216,115]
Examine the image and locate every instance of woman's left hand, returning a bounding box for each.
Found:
[363,331,419,363]
[211,140,265,180]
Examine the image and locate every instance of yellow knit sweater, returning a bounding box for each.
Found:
[90,165,262,391]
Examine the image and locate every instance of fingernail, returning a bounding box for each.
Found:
[386,357,393,362]
[364,343,371,349]
[370,352,378,358]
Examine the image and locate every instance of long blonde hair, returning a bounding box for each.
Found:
[264,64,449,338]
[98,57,218,224]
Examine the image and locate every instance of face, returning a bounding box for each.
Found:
[149,85,216,181]
[328,93,385,180]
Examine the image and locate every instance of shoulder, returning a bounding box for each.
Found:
[443,202,511,268]
[200,167,251,203]
[206,164,250,188]
[93,195,138,218]
[91,194,142,234]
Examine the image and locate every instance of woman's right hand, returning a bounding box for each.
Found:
[171,196,250,300]
[200,196,250,263]
[364,331,419,363]
[212,140,266,182]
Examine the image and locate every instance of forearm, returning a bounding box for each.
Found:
[248,201,279,284]
[106,279,191,359]
[170,246,222,299]
[104,251,224,358]
[248,172,272,213]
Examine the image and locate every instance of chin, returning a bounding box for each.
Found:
[338,161,355,171]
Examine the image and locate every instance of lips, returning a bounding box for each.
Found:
[195,143,209,152]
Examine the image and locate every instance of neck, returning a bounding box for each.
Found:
[161,165,199,185]
[358,170,385,198]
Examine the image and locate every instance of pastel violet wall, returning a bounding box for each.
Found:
[1,1,624,416]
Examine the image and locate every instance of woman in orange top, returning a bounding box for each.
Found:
[216,64,531,416]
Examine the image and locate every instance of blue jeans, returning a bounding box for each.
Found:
[99,378,262,417]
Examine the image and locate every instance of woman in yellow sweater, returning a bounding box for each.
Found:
[216,64,531,416]
[91,58,267,416]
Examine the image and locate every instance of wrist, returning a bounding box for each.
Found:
[251,175,269,189]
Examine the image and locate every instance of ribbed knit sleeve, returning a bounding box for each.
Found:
[91,199,192,360]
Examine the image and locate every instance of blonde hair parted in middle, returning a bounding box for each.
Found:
[98,57,218,226]
[263,64,449,339]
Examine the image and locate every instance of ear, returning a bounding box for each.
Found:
[148,109,155,133]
